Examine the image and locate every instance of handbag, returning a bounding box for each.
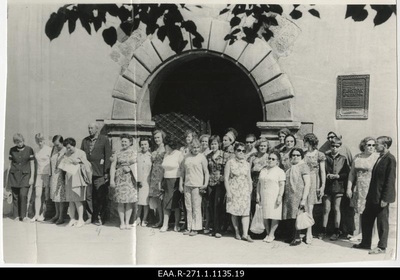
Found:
[250,204,265,234]
[295,208,315,230]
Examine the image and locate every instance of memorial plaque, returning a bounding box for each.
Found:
[336,75,370,119]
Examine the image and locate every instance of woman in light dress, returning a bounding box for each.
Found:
[257,150,286,243]
[136,137,152,227]
[280,134,297,172]
[49,135,67,224]
[346,137,379,241]
[225,142,254,243]
[110,134,138,230]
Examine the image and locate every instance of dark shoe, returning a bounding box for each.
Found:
[352,243,371,250]
[330,233,339,241]
[317,233,326,240]
[369,247,386,254]
[290,239,301,246]
[55,219,64,225]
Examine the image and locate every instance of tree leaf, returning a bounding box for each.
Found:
[167,25,186,53]
[45,12,66,41]
[308,9,320,18]
[242,26,257,44]
[165,6,184,23]
[120,21,134,36]
[224,34,233,41]
[68,17,76,34]
[262,29,274,41]
[345,5,368,21]
[157,25,167,42]
[231,28,240,34]
[371,5,394,26]
[294,4,300,8]
[260,5,269,13]
[268,5,283,15]
[192,32,204,48]
[118,5,132,22]
[181,20,197,34]
[290,9,303,20]
[93,17,102,32]
[232,5,245,16]
[219,8,230,15]
[79,16,91,35]
[102,26,117,47]
[230,16,241,27]
[105,4,119,17]
[146,23,159,35]
[267,16,278,26]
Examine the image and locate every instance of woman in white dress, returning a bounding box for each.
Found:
[257,150,286,243]
[136,137,152,227]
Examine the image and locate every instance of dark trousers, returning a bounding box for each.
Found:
[83,182,93,221]
[11,187,29,219]
[208,183,226,234]
[340,195,355,235]
[361,202,390,249]
[92,176,109,223]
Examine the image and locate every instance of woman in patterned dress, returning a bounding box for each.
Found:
[224,142,254,242]
[49,135,67,225]
[248,138,270,219]
[148,129,166,228]
[110,134,138,230]
[282,148,311,246]
[346,137,379,241]
[280,134,297,172]
[303,133,326,243]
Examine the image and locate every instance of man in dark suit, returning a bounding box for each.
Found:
[353,136,396,254]
[81,122,112,226]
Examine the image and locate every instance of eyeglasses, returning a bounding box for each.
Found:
[246,141,255,144]
[268,157,277,161]
[327,136,335,140]
[367,144,376,147]
[291,154,301,157]
[331,145,341,148]
[236,149,245,153]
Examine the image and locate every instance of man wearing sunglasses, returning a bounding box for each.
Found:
[353,136,396,255]
[319,131,353,166]
[244,134,257,160]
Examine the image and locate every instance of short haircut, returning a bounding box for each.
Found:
[209,135,221,147]
[269,150,282,162]
[189,138,201,153]
[12,133,24,143]
[139,137,151,146]
[289,147,304,159]
[52,135,64,144]
[330,137,342,146]
[303,133,319,149]
[278,128,291,137]
[359,136,376,152]
[245,134,256,141]
[234,141,246,151]
[63,137,76,147]
[255,138,270,152]
[120,133,131,141]
[164,134,179,150]
[377,136,392,149]
[153,129,166,141]
[35,133,45,142]
[185,129,198,140]
[284,134,297,146]
[199,134,210,142]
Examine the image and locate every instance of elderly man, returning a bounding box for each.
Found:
[81,122,112,226]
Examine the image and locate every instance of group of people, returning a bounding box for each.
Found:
[4,124,396,255]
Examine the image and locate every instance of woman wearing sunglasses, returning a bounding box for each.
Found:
[282,148,311,246]
[224,142,254,242]
[257,150,286,243]
[346,137,379,242]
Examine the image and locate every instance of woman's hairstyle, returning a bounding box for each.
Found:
[278,128,291,137]
[52,135,64,144]
[234,141,246,151]
[63,137,76,147]
[35,133,45,142]
[12,133,24,143]
[139,137,151,146]
[284,134,297,146]
[120,133,131,141]
[359,136,376,152]
[164,134,179,150]
[303,133,319,149]
[189,138,201,153]
[199,134,210,142]
[269,150,282,162]
[289,147,305,159]
[184,129,198,140]
[225,127,238,143]
[153,129,166,141]
[377,136,393,149]
[255,138,270,152]
[209,135,221,147]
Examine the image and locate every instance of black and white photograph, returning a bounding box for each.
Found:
[0,0,398,267]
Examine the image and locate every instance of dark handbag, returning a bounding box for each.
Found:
[295,207,315,230]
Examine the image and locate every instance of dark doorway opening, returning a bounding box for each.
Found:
[152,55,263,142]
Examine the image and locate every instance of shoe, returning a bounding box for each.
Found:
[350,234,362,242]
[352,243,371,250]
[266,236,275,243]
[242,236,254,243]
[290,239,301,246]
[174,226,180,232]
[126,224,133,230]
[369,247,386,255]
[160,226,168,232]
[48,217,58,224]
[119,224,125,230]
[85,219,92,225]
[30,217,38,223]
[131,223,137,227]
[317,233,326,240]
[93,221,102,226]
[14,217,21,222]
[215,233,222,238]
[67,219,77,227]
[37,216,45,222]
[152,222,162,228]
[263,236,269,242]
[183,230,191,235]
[189,231,198,236]
[303,236,312,244]
[330,233,339,241]
[75,221,85,228]
[55,219,64,225]
[23,217,31,223]
[204,229,210,234]
[135,218,141,226]
[235,233,241,240]
[141,221,148,227]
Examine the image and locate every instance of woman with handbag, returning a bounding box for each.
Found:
[109,134,138,230]
[282,148,311,246]
[257,150,286,243]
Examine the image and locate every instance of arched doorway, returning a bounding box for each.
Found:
[151,54,264,144]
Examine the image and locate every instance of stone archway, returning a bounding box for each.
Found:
[104,18,301,148]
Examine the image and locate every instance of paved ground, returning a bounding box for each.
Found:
[1,211,398,267]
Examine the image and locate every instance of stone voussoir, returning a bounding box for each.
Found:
[111,98,137,120]
[208,19,231,53]
[132,39,163,72]
[111,76,140,103]
[251,53,282,86]
[238,38,272,72]
[123,57,151,87]
[190,17,213,50]
[265,99,294,121]
[224,39,248,60]
[260,74,295,104]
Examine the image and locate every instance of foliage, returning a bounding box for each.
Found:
[45,4,396,53]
